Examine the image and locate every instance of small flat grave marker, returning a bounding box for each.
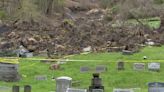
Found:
[80,66,90,73]
[122,50,133,55]
[113,88,134,92]
[133,63,145,71]
[92,89,104,92]
[35,75,47,81]
[148,63,160,71]
[95,65,107,73]
[148,82,164,92]
[66,88,87,92]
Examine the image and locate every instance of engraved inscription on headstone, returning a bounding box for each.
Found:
[66,88,87,92]
[35,75,47,81]
[133,63,145,71]
[148,63,160,71]
[148,82,164,92]
[95,65,107,73]
[80,66,90,73]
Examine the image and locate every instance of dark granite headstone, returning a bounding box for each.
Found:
[89,73,104,92]
[24,85,31,92]
[148,82,164,92]
[12,86,19,92]
[117,61,124,70]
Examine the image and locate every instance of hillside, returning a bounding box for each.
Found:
[0,0,164,56]
[0,46,164,92]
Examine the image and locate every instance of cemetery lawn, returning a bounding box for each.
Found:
[0,46,164,92]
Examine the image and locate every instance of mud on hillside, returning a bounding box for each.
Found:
[0,0,164,56]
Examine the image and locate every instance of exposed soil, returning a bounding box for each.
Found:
[0,0,163,56]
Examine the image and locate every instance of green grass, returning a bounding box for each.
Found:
[70,46,164,61]
[127,17,161,29]
[0,46,164,92]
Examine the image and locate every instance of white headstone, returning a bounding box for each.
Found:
[66,88,87,92]
[148,63,160,71]
[56,76,72,92]
[113,89,134,92]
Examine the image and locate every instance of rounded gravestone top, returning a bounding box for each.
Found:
[56,76,72,80]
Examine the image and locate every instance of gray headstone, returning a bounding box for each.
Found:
[35,75,47,81]
[0,63,20,82]
[95,65,107,73]
[66,88,87,92]
[148,63,160,71]
[80,66,90,73]
[117,61,124,70]
[92,89,104,92]
[148,82,164,92]
[25,53,33,58]
[133,63,145,71]
[113,89,134,92]
[56,76,72,92]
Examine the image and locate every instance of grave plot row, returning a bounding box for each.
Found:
[80,62,161,73]
[8,74,164,92]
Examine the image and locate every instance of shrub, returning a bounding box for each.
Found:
[0,10,6,19]
[154,0,164,4]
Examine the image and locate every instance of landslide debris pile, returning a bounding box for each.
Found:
[0,0,164,56]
